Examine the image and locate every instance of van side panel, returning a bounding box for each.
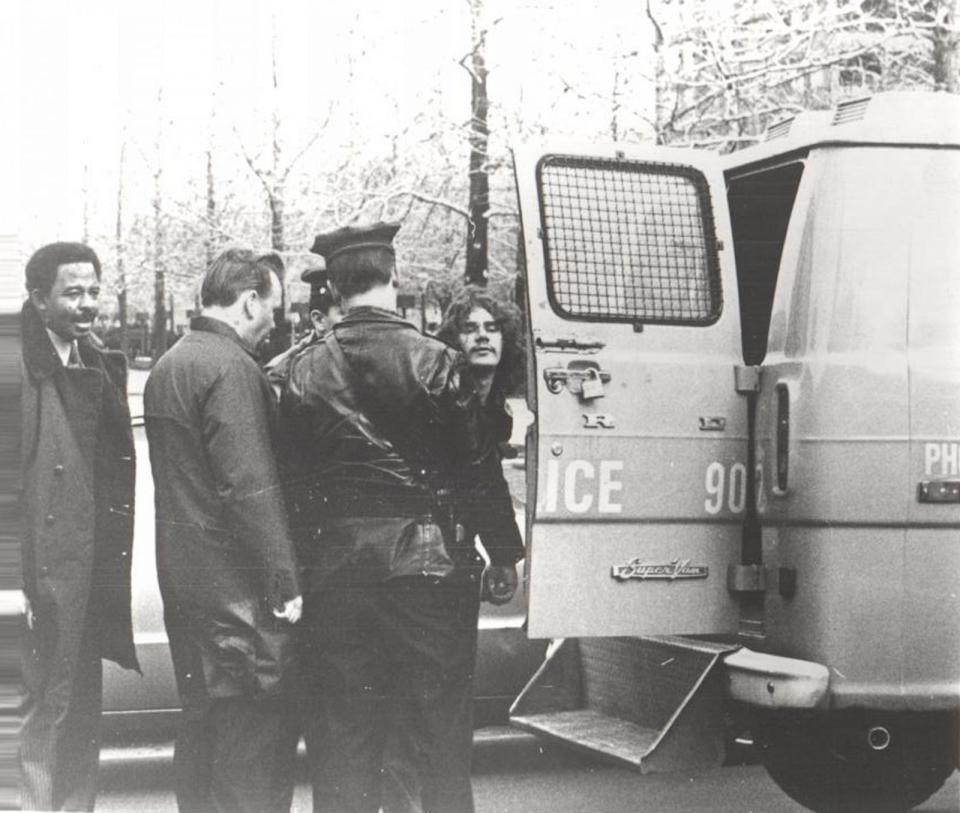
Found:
[904,153,960,702]
[755,148,960,708]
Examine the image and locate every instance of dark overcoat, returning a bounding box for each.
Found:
[20,300,139,704]
[144,316,300,702]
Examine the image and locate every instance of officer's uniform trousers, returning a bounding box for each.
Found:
[302,571,482,813]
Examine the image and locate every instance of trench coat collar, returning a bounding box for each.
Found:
[22,299,124,380]
[190,315,258,359]
[22,300,70,381]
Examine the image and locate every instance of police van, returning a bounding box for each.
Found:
[510,91,960,812]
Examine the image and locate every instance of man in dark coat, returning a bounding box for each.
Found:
[280,223,523,813]
[19,242,139,811]
[144,248,303,813]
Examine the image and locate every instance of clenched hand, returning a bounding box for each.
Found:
[273,594,303,623]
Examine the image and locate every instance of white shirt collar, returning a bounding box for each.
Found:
[46,328,76,367]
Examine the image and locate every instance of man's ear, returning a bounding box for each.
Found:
[28,288,48,316]
[240,288,258,318]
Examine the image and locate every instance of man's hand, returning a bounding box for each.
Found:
[273,594,303,624]
[481,564,518,606]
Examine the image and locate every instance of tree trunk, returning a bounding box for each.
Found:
[152,171,167,357]
[610,65,621,141]
[116,142,128,357]
[270,18,285,254]
[205,146,216,269]
[152,87,167,357]
[82,163,90,244]
[465,21,490,287]
[932,0,959,92]
[269,190,285,252]
[648,0,669,144]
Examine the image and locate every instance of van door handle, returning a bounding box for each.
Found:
[543,362,611,395]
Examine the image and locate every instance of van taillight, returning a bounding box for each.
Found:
[776,384,789,491]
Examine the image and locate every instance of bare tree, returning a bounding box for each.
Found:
[649,0,960,149]
[462,0,491,286]
[82,163,90,244]
[234,16,326,252]
[931,0,959,91]
[115,140,128,356]
[205,90,218,272]
[151,87,167,356]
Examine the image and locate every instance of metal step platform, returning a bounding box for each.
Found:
[510,636,738,773]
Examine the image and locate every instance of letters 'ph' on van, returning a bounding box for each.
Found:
[924,442,960,477]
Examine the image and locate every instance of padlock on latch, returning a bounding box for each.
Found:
[580,368,605,400]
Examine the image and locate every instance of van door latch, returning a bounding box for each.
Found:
[727,564,767,593]
[699,417,726,431]
[535,336,606,353]
[735,365,760,393]
[544,361,611,395]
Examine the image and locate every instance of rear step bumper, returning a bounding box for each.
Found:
[510,637,829,773]
[723,647,829,709]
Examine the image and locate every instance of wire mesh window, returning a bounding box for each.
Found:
[537,155,722,325]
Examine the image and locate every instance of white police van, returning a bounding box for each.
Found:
[511,91,960,812]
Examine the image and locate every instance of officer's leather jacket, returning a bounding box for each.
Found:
[279,307,523,579]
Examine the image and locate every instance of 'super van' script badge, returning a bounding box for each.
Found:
[612,558,709,582]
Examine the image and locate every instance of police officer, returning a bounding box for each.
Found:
[279,222,523,813]
[264,260,341,397]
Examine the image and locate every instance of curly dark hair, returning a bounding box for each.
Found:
[437,286,525,397]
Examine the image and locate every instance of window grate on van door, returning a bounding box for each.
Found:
[536,155,722,326]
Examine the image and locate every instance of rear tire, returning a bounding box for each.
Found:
[755,711,956,813]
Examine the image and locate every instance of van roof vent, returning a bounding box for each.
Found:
[765,116,796,141]
[832,96,871,126]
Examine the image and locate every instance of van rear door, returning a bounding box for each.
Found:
[515,144,745,638]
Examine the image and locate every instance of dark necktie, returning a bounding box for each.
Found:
[67,342,83,368]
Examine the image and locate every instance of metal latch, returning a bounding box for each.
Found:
[535,336,606,353]
[734,365,760,393]
[544,361,611,395]
[727,564,767,593]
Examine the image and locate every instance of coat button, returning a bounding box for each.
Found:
[45,514,55,525]
[53,464,64,475]
[39,565,49,576]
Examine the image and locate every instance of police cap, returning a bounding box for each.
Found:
[310,221,400,276]
[300,257,327,286]
[300,260,336,313]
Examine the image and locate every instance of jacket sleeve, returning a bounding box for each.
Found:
[436,351,524,566]
[202,357,300,605]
